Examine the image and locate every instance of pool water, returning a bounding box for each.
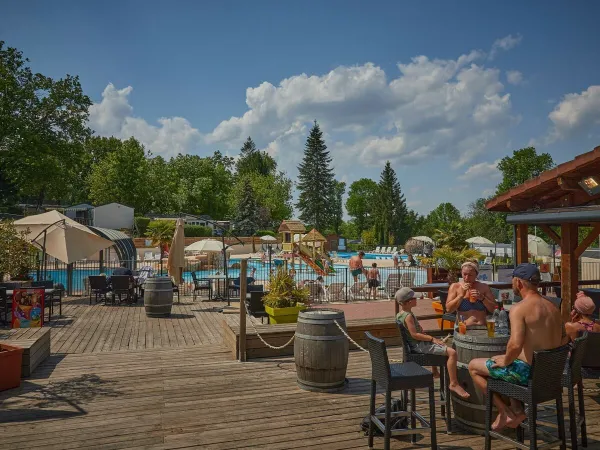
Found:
[336,251,407,260]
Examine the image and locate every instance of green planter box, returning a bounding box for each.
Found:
[264,304,307,324]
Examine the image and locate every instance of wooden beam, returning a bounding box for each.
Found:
[516,224,529,264]
[239,258,248,362]
[557,176,583,191]
[560,223,578,322]
[539,225,562,247]
[507,199,533,212]
[575,224,600,259]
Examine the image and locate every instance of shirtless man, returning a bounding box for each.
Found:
[446,261,496,326]
[366,263,380,300]
[349,251,365,282]
[468,263,566,431]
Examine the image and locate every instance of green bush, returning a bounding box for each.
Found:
[256,229,276,237]
[184,225,213,237]
[134,217,151,237]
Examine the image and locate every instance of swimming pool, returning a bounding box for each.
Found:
[336,251,406,260]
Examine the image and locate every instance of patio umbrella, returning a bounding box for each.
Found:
[167,218,185,285]
[185,239,233,253]
[260,235,277,243]
[410,236,434,244]
[466,236,493,245]
[14,210,89,241]
[32,222,113,264]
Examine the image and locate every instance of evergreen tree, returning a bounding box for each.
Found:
[330,181,346,235]
[374,161,409,245]
[236,136,276,177]
[234,178,260,236]
[296,121,335,230]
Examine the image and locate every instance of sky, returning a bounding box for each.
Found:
[2,1,600,217]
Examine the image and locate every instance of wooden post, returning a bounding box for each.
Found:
[515,224,529,264]
[561,223,578,322]
[239,258,248,362]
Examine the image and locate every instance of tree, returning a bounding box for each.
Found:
[405,209,425,239]
[330,181,346,235]
[87,137,151,213]
[145,220,175,258]
[465,198,512,243]
[373,161,409,245]
[339,220,359,240]
[0,220,35,280]
[496,147,555,195]
[236,137,276,177]
[0,41,92,207]
[296,121,335,230]
[233,178,260,236]
[433,221,469,251]
[422,202,462,237]
[346,178,378,235]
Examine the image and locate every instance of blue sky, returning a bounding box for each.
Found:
[2,1,600,216]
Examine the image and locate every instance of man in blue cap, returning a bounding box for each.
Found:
[468,263,565,431]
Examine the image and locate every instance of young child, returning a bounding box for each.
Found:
[395,287,470,399]
[367,263,380,300]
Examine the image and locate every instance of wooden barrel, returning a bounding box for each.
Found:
[294,308,349,393]
[143,277,173,317]
[451,326,509,435]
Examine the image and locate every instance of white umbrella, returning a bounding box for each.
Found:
[32,222,113,264]
[14,210,89,241]
[410,236,434,244]
[185,239,233,253]
[167,218,185,285]
[527,235,552,257]
[466,236,494,245]
[260,235,278,242]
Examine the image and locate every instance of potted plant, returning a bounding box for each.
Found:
[262,267,309,324]
[422,246,484,284]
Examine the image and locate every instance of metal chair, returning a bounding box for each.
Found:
[365,332,437,450]
[245,291,268,323]
[191,272,212,301]
[562,332,588,450]
[111,276,133,305]
[484,344,570,450]
[437,289,456,330]
[396,320,451,432]
[88,276,110,304]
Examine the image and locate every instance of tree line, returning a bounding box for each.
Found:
[1,40,561,245]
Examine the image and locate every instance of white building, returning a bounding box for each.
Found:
[147,213,215,231]
[93,203,135,230]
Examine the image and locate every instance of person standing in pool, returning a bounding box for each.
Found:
[446,261,496,326]
[349,251,365,282]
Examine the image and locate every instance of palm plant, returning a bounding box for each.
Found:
[433,220,468,251]
[145,220,175,256]
[421,246,484,283]
[262,267,309,308]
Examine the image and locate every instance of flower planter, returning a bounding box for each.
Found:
[265,304,307,324]
[0,344,24,391]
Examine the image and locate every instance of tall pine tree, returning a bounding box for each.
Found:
[234,178,260,236]
[236,136,276,177]
[296,121,335,230]
[374,161,408,245]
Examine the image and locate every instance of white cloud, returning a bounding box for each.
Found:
[207,43,517,169]
[506,70,523,85]
[546,85,600,141]
[489,34,522,60]
[88,83,203,157]
[459,159,501,181]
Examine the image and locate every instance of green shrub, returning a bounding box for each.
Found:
[256,229,276,237]
[134,217,151,237]
[184,225,213,237]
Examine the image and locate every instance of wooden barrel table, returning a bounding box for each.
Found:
[451,326,509,434]
[294,308,349,393]
[144,277,173,317]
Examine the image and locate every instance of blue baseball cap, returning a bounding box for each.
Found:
[512,263,541,283]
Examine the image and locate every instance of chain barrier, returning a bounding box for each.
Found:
[244,307,296,350]
[333,319,369,353]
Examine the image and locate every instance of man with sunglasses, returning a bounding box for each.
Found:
[468,263,566,431]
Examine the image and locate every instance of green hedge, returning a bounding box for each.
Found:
[256,230,276,237]
[184,225,213,237]
[134,217,151,236]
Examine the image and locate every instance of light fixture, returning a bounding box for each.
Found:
[579,176,600,196]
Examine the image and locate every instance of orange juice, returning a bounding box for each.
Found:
[458,321,467,335]
[469,289,477,303]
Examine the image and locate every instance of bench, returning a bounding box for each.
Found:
[0,328,51,377]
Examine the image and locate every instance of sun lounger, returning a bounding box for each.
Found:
[373,246,381,253]
[390,247,397,254]
[306,282,326,304]
[326,282,346,302]
[400,272,416,287]
[384,274,402,299]
[349,281,368,300]
[384,247,392,254]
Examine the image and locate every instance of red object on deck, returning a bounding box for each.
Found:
[0,343,24,391]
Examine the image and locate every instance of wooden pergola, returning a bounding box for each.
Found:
[486,145,600,320]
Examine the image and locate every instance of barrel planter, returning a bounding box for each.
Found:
[294,308,349,393]
[143,277,173,317]
[451,326,509,435]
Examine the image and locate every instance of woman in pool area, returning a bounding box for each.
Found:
[446,261,496,326]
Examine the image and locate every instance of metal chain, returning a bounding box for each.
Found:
[333,319,404,363]
[245,308,296,350]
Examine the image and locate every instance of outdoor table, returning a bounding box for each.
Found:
[207,275,227,299]
[6,288,59,323]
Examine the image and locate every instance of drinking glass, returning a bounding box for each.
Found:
[486,316,496,338]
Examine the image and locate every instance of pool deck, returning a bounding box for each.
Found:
[2,295,600,449]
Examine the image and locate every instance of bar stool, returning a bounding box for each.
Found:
[484,344,570,450]
[562,332,588,450]
[365,332,437,450]
[397,320,452,431]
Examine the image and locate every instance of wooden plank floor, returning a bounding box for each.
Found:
[2,343,600,449]
[0,296,232,354]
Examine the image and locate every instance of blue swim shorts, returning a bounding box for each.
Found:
[485,358,531,386]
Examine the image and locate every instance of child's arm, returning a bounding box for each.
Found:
[404,314,435,343]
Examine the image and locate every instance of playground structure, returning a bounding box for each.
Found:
[277,221,336,276]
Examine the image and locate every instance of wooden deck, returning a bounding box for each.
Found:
[2,296,600,449]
